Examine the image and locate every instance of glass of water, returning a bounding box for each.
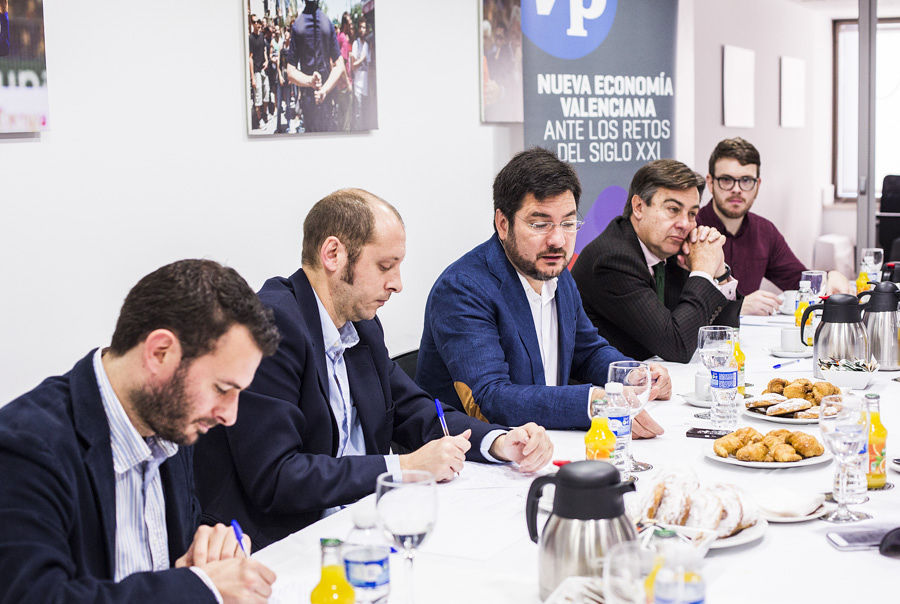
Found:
[801,270,828,298]
[861,247,884,281]
[697,326,739,431]
[375,470,436,603]
[819,395,872,523]
[606,360,652,473]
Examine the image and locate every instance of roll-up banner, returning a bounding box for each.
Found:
[522,0,678,264]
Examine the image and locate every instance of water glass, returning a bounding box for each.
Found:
[375,470,437,603]
[606,360,652,472]
[697,326,739,431]
[819,395,872,522]
[602,541,656,604]
[801,270,827,298]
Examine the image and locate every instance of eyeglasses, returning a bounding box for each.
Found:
[714,175,758,191]
[516,217,584,234]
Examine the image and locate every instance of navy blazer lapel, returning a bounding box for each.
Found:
[486,235,545,385]
[69,350,117,578]
[343,342,386,454]
[288,269,331,404]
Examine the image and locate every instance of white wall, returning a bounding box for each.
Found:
[0,0,841,404]
[693,0,834,269]
[0,0,522,403]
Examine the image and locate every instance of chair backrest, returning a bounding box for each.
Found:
[881,175,900,212]
[391,349,419,381]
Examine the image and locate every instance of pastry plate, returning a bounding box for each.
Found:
[767,348,813,359]
[742,407,818,425]
[709,518,768,549]
[679,393,712,408]
[762,504,829,523]
[703,450,833,469]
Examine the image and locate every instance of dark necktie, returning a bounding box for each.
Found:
[653,261,665,304]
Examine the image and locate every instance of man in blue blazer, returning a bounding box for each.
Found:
[0,260,279,603]
[194,189,554,549]
[417,148,671,433]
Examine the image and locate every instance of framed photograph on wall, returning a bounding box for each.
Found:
[244,0,378,135]
[0,0,49,133]
[479,0,523,123]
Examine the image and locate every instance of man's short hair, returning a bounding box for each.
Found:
[493,147,581,227]
[623,159,705,218]
[109,259,280,361]
[301,188,402,269]
[708,137,761,177]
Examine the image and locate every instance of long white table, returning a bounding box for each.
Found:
[256,315,900,602]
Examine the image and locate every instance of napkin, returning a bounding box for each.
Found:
[756,487,825,518]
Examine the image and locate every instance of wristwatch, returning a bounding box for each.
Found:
[715,264,732,284]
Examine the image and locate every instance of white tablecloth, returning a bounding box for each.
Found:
[255,315,900,602]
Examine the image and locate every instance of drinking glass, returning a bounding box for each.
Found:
[819,395,872,523]
[861,247,884,283]
[606,360,653,472]
[697,326,739,431]
[602,541,656,604]
[375,470,437,603]
[801,270,827,298]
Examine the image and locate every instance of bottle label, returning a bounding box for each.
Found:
[344,549,390,589]
[710,370,737,389]
[869,439,886,475]
[607,414,631,437]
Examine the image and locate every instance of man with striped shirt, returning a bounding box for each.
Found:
[0,260,280,603]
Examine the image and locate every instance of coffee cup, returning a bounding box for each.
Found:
[780,290,799,315]
[781,326,804,352]
[694,369,711,400]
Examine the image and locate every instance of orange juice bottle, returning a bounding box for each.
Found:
[310,538,355,604]
[856,270,872,293]
[734,331,746,396]
[865,394,888,489]
[585,416,616,460]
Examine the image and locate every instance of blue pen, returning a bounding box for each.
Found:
[434,398,451,437]
[772,359,801,369]
[434,398,459,476]
[231,519,248,557]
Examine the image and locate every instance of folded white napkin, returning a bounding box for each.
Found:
[756,487,825,517]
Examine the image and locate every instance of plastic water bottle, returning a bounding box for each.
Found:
[603,382,632,481]
[837,444,869,504]
[342,504,391,603]
[709,363,739,431]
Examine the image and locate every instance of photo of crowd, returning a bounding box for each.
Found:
[480,0,523,123]
[0,0,49,133]
[245,0,377,135]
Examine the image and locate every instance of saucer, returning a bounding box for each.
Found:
[768,348,813,359]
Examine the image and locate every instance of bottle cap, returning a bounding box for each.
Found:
[799,280,811,289]
[653,528,677,538]
[604,382,624,394]
[320,537,342,548]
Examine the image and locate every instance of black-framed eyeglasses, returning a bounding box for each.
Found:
[714,175,758,192]
[516,217,584,234]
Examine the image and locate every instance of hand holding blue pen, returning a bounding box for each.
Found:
[434,398,460,477]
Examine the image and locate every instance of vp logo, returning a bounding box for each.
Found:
[535,0,607,38]
[522,0,617,60]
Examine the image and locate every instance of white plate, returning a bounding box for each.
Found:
[678,393,712,408]
[742,407,819,425]
[762,504,829,523]
[767,348,813,359]
[709,518,768,549]
[703,450,833,469]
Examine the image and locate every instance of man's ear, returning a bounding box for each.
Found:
[141,329,182,380]
[495,209,509,240]
[319,236,346,274]
[630,195,645,220]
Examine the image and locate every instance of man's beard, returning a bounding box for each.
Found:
[714,193,751,219]
[130,363,199,446]
[503,228,569,282]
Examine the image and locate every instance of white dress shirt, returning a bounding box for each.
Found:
[516,273,559,386]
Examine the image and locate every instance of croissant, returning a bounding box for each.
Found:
[787,431,825,458]
[772,443,802,462]
[735,442,769,462]
[733,426,763,446]
[764,378,788,395]
[714,434,744,458]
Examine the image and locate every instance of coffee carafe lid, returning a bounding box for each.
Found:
[864,281,900,312]
[552,461,635,520]
[822,293,864,323]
